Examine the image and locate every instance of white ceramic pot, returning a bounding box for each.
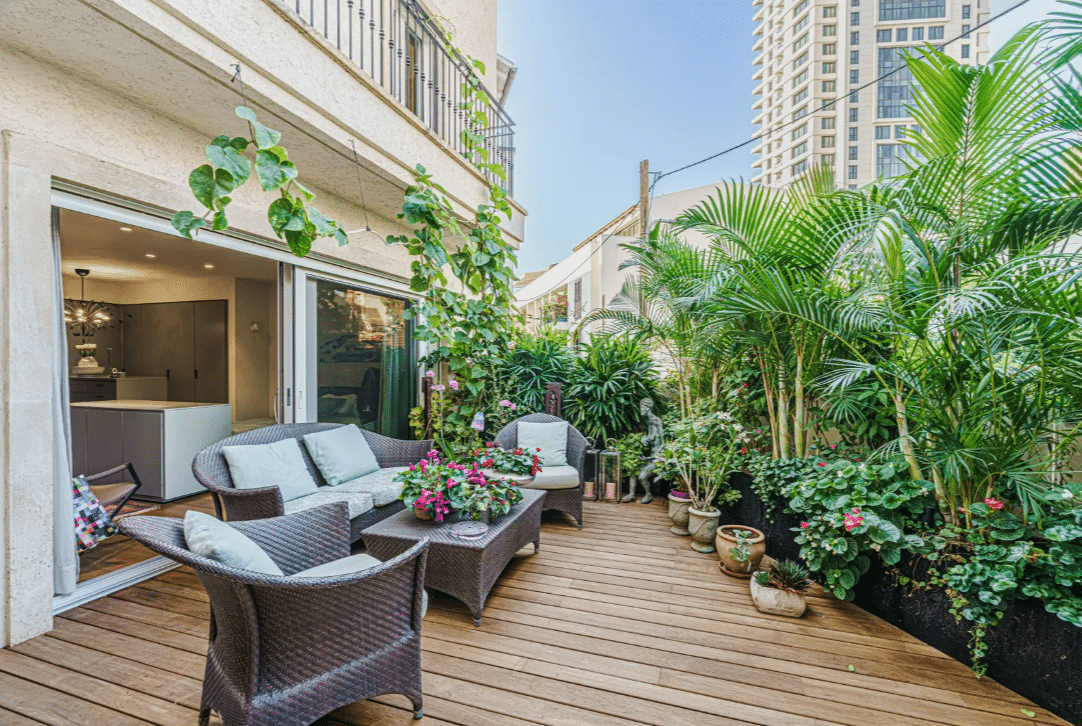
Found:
[749,575,807,618]
[687,506,721,553]
[667,493,692,536]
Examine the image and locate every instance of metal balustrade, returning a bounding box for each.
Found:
[289,0,515,194]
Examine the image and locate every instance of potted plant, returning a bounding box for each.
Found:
[750,560,812,617]
[396,450,477,521]
[667,485,692,536]
[717,525,766,577]
[656,411,748,553]
[471,442,541,478]
[460,477,524,522]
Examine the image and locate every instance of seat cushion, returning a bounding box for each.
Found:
[283,489,375,519]
[518,421,569,467]
[303,424,381,486]
[521,465,580,490]
[183,511,283,576]
[290,553,428,617]
[223,438,319,502]
[337,467,409,507]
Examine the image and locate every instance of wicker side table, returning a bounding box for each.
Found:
[362,489,544,626]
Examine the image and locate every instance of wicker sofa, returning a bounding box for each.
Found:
[494,413,588,529]
[118,503,428,725]
[193,423,433,542]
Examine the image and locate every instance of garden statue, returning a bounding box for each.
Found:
[623,397,663,504]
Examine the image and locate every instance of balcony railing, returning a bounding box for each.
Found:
[288,0,515,194]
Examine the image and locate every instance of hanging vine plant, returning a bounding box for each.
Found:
[171,104,348,256]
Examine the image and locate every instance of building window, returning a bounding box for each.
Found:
[896,27,908,41]
[849,127,858,141]
[824,6,837,17]
[849,90,860,102]
[794,14,810,32]
[894,124,908,138]
[961,44,970,58]
[879,0,945,21]
[792,122,809,139]
[405,31,421,114]
[821,153,836,166]
[849,146,859,160]
[850,31,860,44]
[823,43,837,54]
[792,159,810,175]
[793,68,810,87]
[850,69,860,84]
[849,165,858,179]
[851,0,859,5]
[824,24,837,36]
[962,24,971,38]
[962,4,971,18]
[849,108,859,122]
[822,117,836,129]
[823,79,837,91]
[929,25,944,39]
[876,143,908,177]
[793,87,809,104]
[911,123,922,133]
[877,29,892,42]
[792,141,809,157]
[851,11,860,25]
[821,135,836,148]
[794,0,809,16]
[912,27,925,40]
[850,50,860,64]
[875,125,890,139]
[823,61,837,73]
[793,32,809,51]
[793,51,810,68]
[878,46,914,118]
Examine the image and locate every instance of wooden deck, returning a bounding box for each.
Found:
[0,500,1069,726]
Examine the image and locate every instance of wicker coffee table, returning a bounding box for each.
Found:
[361,489,545,626]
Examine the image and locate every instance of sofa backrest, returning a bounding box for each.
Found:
[193,422,343,492]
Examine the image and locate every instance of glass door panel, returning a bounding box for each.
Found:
[305,278,414,439]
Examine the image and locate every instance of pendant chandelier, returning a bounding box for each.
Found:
[64,269,116,339]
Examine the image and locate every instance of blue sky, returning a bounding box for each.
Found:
[497,0,757,274]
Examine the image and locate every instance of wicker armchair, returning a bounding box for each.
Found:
[193,423,434,542]
[118,503,428,726]
[494,413,588,528]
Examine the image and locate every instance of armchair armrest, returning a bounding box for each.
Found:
[363,431,436,468]
[214,486,285,522]
[230,503,351,574]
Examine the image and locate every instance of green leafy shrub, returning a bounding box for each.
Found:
[488,327,575,413]
[564,335,658,444]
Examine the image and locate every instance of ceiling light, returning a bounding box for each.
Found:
[119,226,133,232]
[145,253,156,258]
[204,264,214,269]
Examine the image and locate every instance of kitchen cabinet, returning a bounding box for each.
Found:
[69,376,168,402]
[123,300,227,403]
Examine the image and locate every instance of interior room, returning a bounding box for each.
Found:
[60,207,279,581]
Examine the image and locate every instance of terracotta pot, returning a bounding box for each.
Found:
[687,506,721,553]
[716,524,766,577]
[667,493,692,536]
[750,575,807,617]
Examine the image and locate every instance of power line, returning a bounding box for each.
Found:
[653,0,1033,184]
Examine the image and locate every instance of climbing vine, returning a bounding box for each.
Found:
[171,105,347,256]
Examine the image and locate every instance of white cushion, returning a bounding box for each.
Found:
[521,465,580,490]
[337,467,409,506]
[303,425,380,486]
[283,489,375,519]
[291,553,382,578]
[518,421,569,467]
[183,511,283,576]
[290,554,429,616]
[223,439,319,502]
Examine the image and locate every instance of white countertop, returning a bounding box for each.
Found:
[71,400,230,411]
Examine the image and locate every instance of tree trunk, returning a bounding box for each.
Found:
[778,369,790,459]
[794,352,805,459]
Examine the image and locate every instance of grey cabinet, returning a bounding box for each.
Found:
[123,300,227,403]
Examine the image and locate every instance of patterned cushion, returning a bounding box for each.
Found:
[521,465,580,490]
[73,476,117,552]
[283,489,375,519]
[337,467,409,507]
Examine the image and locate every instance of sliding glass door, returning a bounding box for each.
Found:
[304,277,414,439]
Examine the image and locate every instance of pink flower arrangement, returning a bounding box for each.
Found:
[425,370,435,378]
[498,399,513,408]
[448,379,459,390]
[984,497,1005,511]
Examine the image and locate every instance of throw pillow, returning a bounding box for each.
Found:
[302,424,380,486]
[223,439,319,502]
[518,420,569,467]
[72,476,117,552]
[183,511,284,576]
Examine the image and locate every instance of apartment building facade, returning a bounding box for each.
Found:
[0,0,521,647]
[751,0,989,187]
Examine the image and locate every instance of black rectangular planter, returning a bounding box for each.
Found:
[722,472,1082,725]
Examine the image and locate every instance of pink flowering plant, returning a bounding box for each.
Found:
[459,475,524,521]
[471,441,541,477]
[396,450,476,522]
